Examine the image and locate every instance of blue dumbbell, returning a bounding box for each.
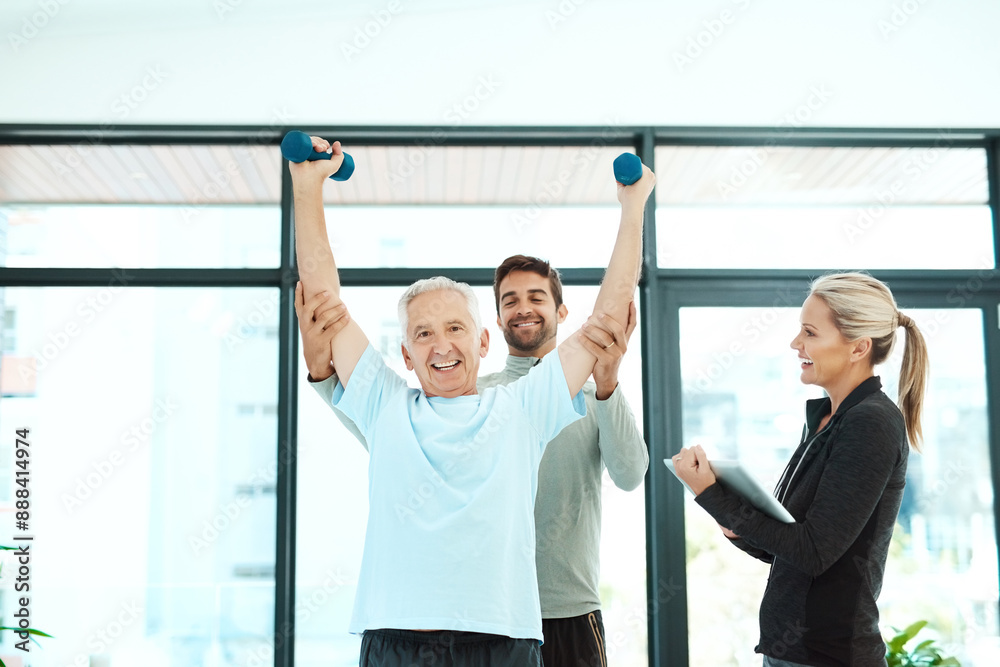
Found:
[613,153,642,186]
[280,130,355,181]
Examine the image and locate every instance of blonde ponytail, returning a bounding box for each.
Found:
[895,312,929,450]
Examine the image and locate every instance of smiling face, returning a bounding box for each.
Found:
[790,294,871,395]
[496,270,568,357]
[401,289,489,398]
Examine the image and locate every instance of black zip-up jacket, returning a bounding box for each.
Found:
[696,376,907,666]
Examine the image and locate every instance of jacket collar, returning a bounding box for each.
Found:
[804,375,883,433]
[778,376,885,502]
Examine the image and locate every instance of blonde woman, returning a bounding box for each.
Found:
[675,272,929,667]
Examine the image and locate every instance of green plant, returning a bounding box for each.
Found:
[885,620,961,666]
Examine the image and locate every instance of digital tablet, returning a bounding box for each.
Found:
[664,458,796,524]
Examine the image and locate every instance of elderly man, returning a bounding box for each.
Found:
[303,253,648,667]
[290,135,654,667]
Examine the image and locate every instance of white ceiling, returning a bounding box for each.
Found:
[3,2,999,127]
[0,143,987,207]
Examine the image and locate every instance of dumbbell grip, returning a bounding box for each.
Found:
[281,130,355,182]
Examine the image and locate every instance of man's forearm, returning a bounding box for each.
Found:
[596,389,648,491]
[293,180,342,302]
[594,203,643,323]
[556,170,652,397]
[287,139,370,387]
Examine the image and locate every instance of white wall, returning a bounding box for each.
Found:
[1,0,999,128]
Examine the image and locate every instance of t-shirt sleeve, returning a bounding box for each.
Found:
[308,372,370,452]
[330,344,408,443]
[503,354,587,447]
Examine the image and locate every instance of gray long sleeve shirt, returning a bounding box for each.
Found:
[310,353,648,619]
[478,354,648,618]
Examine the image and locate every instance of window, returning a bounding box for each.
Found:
[0,143,282,269]
[0,287,279,665]
[655,146,993,270]
[2,127,998,667]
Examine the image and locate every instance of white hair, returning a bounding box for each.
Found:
[397,276,483,348]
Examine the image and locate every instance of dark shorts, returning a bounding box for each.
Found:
[540,611,607,667]
[360,628,542,667]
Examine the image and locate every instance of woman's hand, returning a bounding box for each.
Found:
[719,524,740,539]
[671,444,717,495]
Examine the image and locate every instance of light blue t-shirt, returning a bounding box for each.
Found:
[331,344,586,640]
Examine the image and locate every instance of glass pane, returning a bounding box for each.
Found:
[0,143,283,268]
[0,287,279,666]
[679,306,997,666]
[325,206,624,269]
[313,144,632,269]
[320,146,627,206]
[655,146,993,270]
[296,284,647,666]
[0,206,281,269]
[879,310,998,665]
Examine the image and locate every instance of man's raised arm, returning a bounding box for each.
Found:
[289,135,369,386]
[558,164,656,396]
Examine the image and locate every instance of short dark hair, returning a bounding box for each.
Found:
[493,254,564,313]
